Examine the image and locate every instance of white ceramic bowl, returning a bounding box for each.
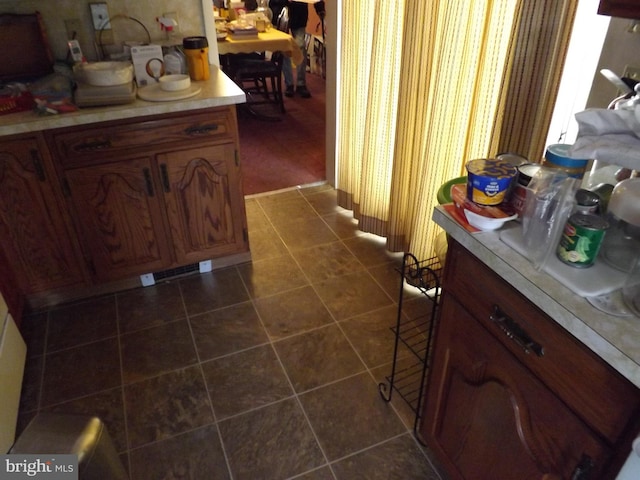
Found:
[76,61,134,86]
[159,74,191,92]
[464,209,517,231]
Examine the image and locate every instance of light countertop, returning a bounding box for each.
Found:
[0,65,246,138]
[433,205,640,389]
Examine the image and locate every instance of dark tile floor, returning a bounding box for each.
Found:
[16,185,443,480]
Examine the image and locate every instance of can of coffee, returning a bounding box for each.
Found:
[556,213,608,268]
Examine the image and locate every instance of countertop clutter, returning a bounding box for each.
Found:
[0,65,245,138]
[433,205,640,389]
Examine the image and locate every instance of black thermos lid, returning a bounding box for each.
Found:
[183,36,209,49]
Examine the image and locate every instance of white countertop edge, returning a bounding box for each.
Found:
[433,206,640,389]
[0,65,246,137]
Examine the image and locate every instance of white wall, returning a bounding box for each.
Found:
[0,0,210,61]
[587,16,640,109]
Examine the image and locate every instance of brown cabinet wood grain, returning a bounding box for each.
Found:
[160,143,246,264]
[598,0,640,19]
[420,239,640,480]
[64,156,173,281]
[0,134,86,294]
[0,105,248,305]
[56,106,249,282]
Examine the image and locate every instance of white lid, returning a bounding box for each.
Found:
[609,178,640,226]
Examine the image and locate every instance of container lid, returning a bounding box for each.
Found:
[497,152,529,166]
[465,158,517,179]
[183,36,209,49]
[545,144,589,168]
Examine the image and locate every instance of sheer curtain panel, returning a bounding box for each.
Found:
[335,0,577,262]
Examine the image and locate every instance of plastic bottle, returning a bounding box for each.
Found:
[163,45,186,75]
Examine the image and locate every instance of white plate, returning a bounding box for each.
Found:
[137,83,201,102]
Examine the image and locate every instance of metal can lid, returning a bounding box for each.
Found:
[497,152,529,167]
[466,158,517,179]
[575,189,600,207]
[569,212,609,230]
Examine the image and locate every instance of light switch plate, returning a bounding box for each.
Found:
[90,2,111,30]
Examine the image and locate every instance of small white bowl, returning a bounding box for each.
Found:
[159,74,191,91]
[464,209,517,231]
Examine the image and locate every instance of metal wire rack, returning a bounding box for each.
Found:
[379,253,442,439]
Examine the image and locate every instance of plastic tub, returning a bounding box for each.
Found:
[465,158,517,206]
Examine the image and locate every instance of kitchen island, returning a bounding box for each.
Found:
[422,205,640,479]
[0,66,249,311]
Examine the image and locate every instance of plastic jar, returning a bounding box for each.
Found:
[542,144,589,179]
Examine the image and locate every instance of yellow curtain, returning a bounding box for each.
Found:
[336,0,577,262]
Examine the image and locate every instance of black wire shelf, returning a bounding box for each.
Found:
[379,253,442,441]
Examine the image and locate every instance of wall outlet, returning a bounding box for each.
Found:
[90,2,111,30]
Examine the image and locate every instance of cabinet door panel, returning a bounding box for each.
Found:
[422,293,610,480]
[159,144,248,264]
[65,157,172,281]
[443,240,640,444]
[0,136,85,292]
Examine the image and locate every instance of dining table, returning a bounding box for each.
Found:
[216,28,304,66]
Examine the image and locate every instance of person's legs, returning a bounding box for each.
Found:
[282,55,294,97]
[290,26,311,98]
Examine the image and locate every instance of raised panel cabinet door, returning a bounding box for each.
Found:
[0,135,85,293]
[159,143,248,264]
[64,157,172,281]
[421,294,611,480]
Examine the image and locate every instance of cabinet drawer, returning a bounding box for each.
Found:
[49,108,235,168]
[444,240,640,444]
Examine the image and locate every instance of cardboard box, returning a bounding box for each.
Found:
[130,45,164,87]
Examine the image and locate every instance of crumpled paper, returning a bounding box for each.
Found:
[569,107,640,171]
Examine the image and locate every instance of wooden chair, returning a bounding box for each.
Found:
[231,51,286,116]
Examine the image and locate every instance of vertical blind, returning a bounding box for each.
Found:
[336,0,577,262]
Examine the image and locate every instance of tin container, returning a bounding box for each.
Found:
[556,213,608,268]
[465,158,517,206]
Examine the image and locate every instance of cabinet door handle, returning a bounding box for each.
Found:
[571,454,594,480]
[143,168,154,197]
[75,139,112,152]
[489,305,544,357]
[30,149,46,181]
[160,164,171,192]
[184,124,218,135]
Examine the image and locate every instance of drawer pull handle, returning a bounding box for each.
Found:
[143,168,154,197]
[30,149,46,181]
[489,305,544,357]
[75,139,112,152]
[185,124,219,135]
[571,454,594,479]
[160,164,170,192]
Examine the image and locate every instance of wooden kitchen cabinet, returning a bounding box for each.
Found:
[0,133,86,294]
[160,143,246,265]
[50,107,249,282]
[64,156,172,281]
[598,0,640,19]
[420,240,640,480]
